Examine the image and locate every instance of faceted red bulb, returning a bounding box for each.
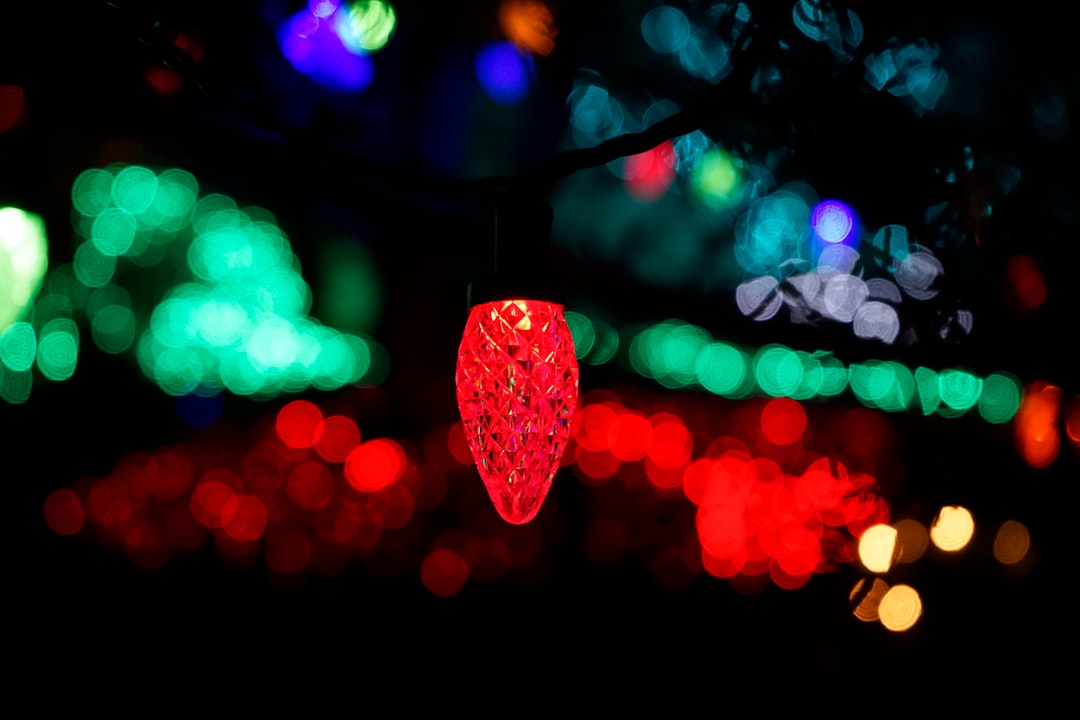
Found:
[455,299,579,524]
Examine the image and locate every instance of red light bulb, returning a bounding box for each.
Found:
[456,298,579,524]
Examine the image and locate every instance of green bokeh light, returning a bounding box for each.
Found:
[0,366,32,404]
[111,165,158,214]
[341,0,397,52]
[790,350,824,400]
[91,207,137,256]
[91,304,136,354]
[649,320,709,389]
[849,360,914,412]
[565,310,595,359]
[144,168,198,228]
[914,366,940,415]
[586,319,619,365]
[71,168,115,217]
[939,368,981,411]
[0,321,36,371]
[754,344,804,398]
[813,352,848,397]
[36,318,79,381]
[0,206,49,331]
[33,293,74,328]
[73,242,116,288]
[691,147,741,209]
[318,240,382,335]
[696,341,750,397]
[978,372,1022,424]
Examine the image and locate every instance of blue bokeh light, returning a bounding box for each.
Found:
[475,41,533,106]
[176,388,224,428]
[278,5,375,92]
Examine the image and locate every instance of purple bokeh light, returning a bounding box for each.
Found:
[278,5,375,92]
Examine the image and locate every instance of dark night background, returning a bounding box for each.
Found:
[2,0,1076,700]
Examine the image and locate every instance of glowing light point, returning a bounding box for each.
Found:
[499,0,557,56]
[930,505,975,552]
[858,523,899,573]
[811,199,856,244]
[475,41,533,106]
[278,4,375,92]
[993,520,1031,565]
[456,299,579,524]
[879,584,922,632]
[0,207,49,332]
[338,0,397,53]
[691,148,740,209]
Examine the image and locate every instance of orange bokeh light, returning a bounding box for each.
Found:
[930,505,975,552]
[851,577,889,622]
[993,520,1031,565]
[498,0,557,56]
[1065,396,1080,446]
[878,584,922,631]
[1015,382,1061,468]
[893,518,929,564]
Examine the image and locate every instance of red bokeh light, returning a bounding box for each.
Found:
[287,461,335,510]
[314,414,361,463]
[760,397,807,446]
[623,141,677,203]
[276,400,325,449]
[345,438,406,492]
[421,549,470,597]
[573,402,619,451]
[144,67,183,96]
[1005,254,1047,312]
[264,527,312,575]
[0,84,25,132]
[43,488,84,536]
[222,494,269,542]
[190,479,238,529]
[608,411,653,461]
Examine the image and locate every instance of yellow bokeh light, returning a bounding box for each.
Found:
[879,584,922,632]
[993,520,1031,565]
[930,505,975,552]
[850,577,889,622]
[858,523,898,573]
[894,518,929,563]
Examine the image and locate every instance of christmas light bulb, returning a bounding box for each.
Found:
[456,298,578,524]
